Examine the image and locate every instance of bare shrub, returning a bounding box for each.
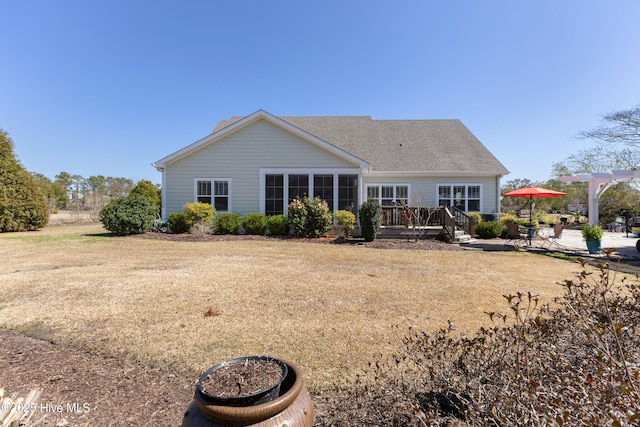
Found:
[190,220,213,237]
[321,253,640,426]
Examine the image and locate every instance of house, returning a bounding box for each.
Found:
[152,110,509,225]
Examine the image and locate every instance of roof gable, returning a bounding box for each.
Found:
[153,110,370,170]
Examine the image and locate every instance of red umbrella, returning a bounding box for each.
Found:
[502,185,567,199]
[502,185,567,243]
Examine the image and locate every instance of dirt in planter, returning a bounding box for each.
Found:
[201,358,284,398]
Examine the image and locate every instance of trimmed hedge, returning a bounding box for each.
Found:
[216,213,242,234]
[267,214,289,236]
[242,212,268,235]
[474,221,503,239]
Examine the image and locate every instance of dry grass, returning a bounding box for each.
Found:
[0,225,582,391]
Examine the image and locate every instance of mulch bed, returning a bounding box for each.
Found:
[130,231,465,252]
[0,329,194,426]
[1,232,461,426]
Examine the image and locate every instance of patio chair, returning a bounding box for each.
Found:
[505,222,527,248]
[541,223,564,249]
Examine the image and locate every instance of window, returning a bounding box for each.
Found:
[265,175,284,215]
[366,184,409,206]
[288,174,309,202]
[197,181,212,204]
[314,175,334,211]
[338,175,358,211]
[367,186,379,201]
[213,181,229,211]
[437,184,481,212]
[196,179,230,212]
[262,171,360,215]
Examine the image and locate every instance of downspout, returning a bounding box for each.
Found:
[154,165,166,220]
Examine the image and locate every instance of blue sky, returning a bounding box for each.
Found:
[2,1,639,186]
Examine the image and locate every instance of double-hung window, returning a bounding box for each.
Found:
[366,184,409,207]
[196,179,230,212]
[437,184,481,212]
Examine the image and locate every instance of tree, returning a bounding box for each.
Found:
[598,182,640,224]
[554,146,640,175]
[33,173,67,213]
[82,175,107,214]
[54,171,73,209]
[579,104,640,147]
[0,129,48,231]
[129,180,161,212]
[106,177,133,199]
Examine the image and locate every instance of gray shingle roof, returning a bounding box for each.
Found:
[213,115,509,175]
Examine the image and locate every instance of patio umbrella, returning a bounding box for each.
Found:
[502,185,567,244]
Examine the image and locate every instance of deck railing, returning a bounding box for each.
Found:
[380,206,476,240]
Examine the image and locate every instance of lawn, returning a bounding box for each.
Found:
[0,224,582,391]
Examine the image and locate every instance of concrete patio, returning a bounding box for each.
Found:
[461,227,640,261]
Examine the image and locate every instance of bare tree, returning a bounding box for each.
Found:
[400,192,435,242]
[579,104,640,147]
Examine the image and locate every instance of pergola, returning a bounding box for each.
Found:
[560,168,640,225]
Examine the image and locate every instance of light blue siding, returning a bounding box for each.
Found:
[164,119,359,217]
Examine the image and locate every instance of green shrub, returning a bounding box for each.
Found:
[474,220,503,238]
[242,212,268,235]
[467,212,483,225]
[542,214,559,225]
[288,197,333,238]
[359,199,382,242]
[267,214,289,236]
[215,212,242,234]
[336,210,356,237]
[499,213,519,226]
[518,218,539,229]
[99,194,157,236]
[184,202,215,225]
[168,212,190,234]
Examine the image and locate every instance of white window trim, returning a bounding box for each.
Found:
[365,183,412,206]
[436,183,483,213]
[194,178,232,212]
[259,168,361,214]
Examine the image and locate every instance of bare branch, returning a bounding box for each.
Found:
[578,105,640,147]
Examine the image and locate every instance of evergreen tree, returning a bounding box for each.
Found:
[0,129,48,231]
[129,179,161,212]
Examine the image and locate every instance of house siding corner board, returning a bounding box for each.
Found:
[163,119,358,217]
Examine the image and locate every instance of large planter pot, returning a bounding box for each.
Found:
[182,357,314,427]
[586,240,601,254]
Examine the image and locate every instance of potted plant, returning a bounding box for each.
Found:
[581,224,603,254]
[521,219,539,238]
